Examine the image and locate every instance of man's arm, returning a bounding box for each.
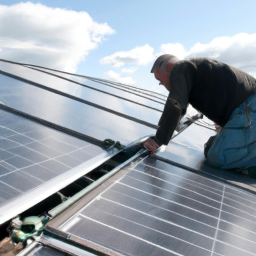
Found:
[144,61,197,152]
[143,100,182,152]
[154,98,182,145]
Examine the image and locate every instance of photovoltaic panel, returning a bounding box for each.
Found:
[24,64,165,110]
[172,123,216,151]
[25,65,167,104]
[56,157,256,256]
[0,73,156,145]
[155,124,256,188]
[0,60,162,126]
[0,107,119,225]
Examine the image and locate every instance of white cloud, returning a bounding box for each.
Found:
[0,2,114,72]
[159,33,256,77]
[100,44,154,67]
[105,70,135,84]
[187,33,256,77]
[121,67,138,73]
[158,43,187,60]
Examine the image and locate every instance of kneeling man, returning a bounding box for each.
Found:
[144,54,256,173]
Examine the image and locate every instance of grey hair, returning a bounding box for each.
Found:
[151,54,177,73]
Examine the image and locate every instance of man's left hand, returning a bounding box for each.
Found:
[143,138,161,153]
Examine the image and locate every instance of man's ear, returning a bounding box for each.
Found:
[165,61,175,72]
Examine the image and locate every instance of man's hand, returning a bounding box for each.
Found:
[214,123,222,133]
[143,138,161,153]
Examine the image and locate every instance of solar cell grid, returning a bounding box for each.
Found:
[0,108,110,214]
[59,158,256,256]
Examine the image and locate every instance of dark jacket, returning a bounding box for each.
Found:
[155,58,256,145]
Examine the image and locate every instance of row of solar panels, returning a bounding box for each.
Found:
[20,123,256,256]
[2,59,256,256]
[0,58,167,225]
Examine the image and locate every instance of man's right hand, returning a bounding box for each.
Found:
[143,138,161,153]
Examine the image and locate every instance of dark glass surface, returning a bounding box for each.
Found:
[134,164,222,200]
[0,150,15,161]
[220,211,256,234]
[223,197,256,217]
[55,155,83,168]
[0,182,21,201]
[80,203,213,255]
[4,156,34,169]
[142,157,224,192]
[225,186,256,206]
[0,170,43,192]
[108,183,218,228]
[214,241,252,256]
[119,175,220,217]
[219,221,256,244]
[222,203,256,223]
[65,216,206,256]
[0,73,155,145]
[57,153,256,256]
[0,61,162,125]
[216,229,256,254]
[99,190,217,237]
[172,124,216,151]
[126,169,221,207]
[21,165,57,182]
[7,146,49,163]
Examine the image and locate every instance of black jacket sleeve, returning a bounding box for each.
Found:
[154,60,197,145]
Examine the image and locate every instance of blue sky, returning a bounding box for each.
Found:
[0,0,255,94]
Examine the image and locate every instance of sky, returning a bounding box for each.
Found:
[0,0,255,95]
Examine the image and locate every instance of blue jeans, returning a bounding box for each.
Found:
[208,94,256,169]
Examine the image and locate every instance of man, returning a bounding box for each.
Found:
[144,54,256,172]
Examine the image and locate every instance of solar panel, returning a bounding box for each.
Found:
[23,64,165,110]
[0,107,119,225]
[155,124,256,188]
[172,123,216,151]
[0,72,156,145]
[0,61,164,112]
[0,61,163,127]
[51,156,256,256]
[24,65,167,104]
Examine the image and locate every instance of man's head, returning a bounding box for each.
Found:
[151,54,179,91]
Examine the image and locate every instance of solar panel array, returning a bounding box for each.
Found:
[0,59,163,224]
[60,157,256,256]
[25,65,167,104]
[0,107,114,223]
[0,72,156,145]
[0,61,163,126]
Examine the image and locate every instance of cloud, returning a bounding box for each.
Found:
[121,67,138,73]
[0,2,114,72]
[105,70,135,84]
[187,33,256,77]
[100,44,154,67]
[159,33,256,77]
[158,43,187,60]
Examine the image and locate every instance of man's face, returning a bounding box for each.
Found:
[154,68,170,91]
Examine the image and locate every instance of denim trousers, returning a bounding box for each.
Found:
[208,94,256,170]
